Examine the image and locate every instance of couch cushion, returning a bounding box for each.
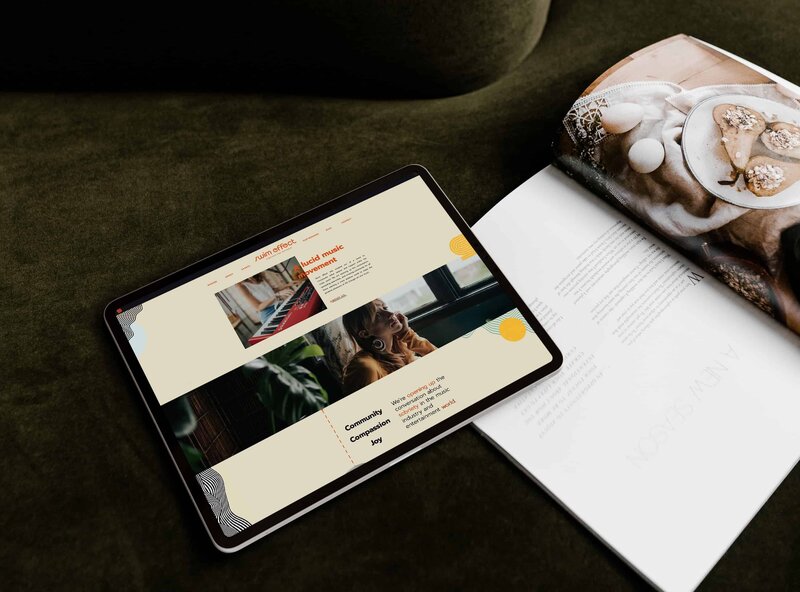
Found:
[2,1,551,97]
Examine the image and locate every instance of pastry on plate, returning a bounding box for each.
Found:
[744,155,800,197]
[761,122,800,159]
[713,104,767,171]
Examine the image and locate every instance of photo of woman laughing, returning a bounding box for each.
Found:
[341,299,437,393]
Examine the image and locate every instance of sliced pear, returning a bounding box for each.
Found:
[744,155,800,197]
[761,122,800,159]
[713,104,767,171]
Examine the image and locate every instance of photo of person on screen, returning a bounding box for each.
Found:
[341,299,437,393]
[236,272,301,323]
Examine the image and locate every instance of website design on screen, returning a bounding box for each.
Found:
[116,176,552,533]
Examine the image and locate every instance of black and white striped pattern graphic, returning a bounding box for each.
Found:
[117,304,144,341]
[196,468,252,536]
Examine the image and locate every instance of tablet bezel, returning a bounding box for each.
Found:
[104,164,562,552]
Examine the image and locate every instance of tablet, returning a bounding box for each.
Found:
[104,164,561,552]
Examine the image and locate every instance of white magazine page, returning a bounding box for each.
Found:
[472,165,800,592]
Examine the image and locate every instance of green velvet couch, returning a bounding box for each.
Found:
[4,1,800,589]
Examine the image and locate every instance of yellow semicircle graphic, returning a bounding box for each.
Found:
[449,234,476,260]
[498,317,526,341]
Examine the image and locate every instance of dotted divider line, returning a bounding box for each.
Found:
[321,409,355,465]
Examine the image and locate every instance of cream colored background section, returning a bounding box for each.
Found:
[214,316,552,524]
[216,412,353,522]
[132,176,463,403]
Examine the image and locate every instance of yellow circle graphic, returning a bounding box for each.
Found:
[498,318,526,341]
[449,234,476,260]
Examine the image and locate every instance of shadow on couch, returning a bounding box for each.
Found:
[1,1,550,98]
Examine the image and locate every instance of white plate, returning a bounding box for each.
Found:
[682,93,800,210]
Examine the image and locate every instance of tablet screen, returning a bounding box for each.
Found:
[107,167,559,550]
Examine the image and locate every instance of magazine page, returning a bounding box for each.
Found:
[554,34,800,336]
[472,166,800,592]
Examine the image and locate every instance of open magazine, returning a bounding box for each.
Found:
[472,35,800,592]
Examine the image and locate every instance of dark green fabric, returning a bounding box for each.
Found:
[1,0,551,97]
[3,0,800,590]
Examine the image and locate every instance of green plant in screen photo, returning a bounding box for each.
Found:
[243,337,329,435]
[163,397,206,473]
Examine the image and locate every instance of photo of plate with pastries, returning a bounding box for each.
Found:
[683,94,800,210]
